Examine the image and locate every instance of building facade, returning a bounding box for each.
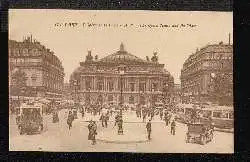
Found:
[70,43,174,106]
[172,84,182,103]
[9,36,65,100]
[62,82,72,100]
[180,41,233,104]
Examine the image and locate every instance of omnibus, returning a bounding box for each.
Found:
[175,104,233,129]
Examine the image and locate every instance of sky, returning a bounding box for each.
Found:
[9,10,233,84]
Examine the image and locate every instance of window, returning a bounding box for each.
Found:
[130,83,135,92]
[108,95,113,102]
[31,73,37,81]
[202,110,212,118]
[119,96,124,103]
[152,83,158,91]
[229,112,234,119]
[97,82,103,91]
[139,96,145,105]
[129,96,134,104]
[139,83,146,92]
[108,82,114,91]
[85,81,91,90]
[220,112,229,118]
[213,111,221,118]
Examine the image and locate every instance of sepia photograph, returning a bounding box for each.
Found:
[9,9,233,153]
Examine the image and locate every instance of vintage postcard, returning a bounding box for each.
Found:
[9,9,233,153]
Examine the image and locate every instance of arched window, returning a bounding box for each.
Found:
[129,96,134,104]
[108,95,113,102]
[97,95,103,104]
[139,96,145,105]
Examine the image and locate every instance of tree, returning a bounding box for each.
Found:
[208,73,233,106]
[10,69,27,97]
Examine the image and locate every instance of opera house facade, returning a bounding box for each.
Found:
[70,43,174,106]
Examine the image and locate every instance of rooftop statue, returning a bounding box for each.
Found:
[151,52,158,62]
[86,50,93,62]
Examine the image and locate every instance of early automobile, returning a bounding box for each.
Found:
[18,102,44,135]
[186,122,214,145]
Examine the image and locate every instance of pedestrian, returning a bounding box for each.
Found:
[160,110,163,120]
[117,117,123,135]
[143,112,147,123]
[67,111,73,130]
[88,120,96,145]
[139,108,142,118]
[171,120,176,135]
[164,112,169,126]
[104,113,109,128]
[99,113,105,127]
[150,110,154,120]
[81,107,85,118]
[114,113,119,126]
[91,121,97,145]
[146,119,152,140]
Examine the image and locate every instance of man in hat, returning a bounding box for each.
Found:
[91,121,97,145]
[99,113,105,127]
[171,119,176,135]
[67,111,74,130]
[117,115,123,135]
[146,119,152,140]
[160,109,164,120]
[143,111,147,123]
[114,112,119,126]
[88,120,93,142]
[104,113,109,128]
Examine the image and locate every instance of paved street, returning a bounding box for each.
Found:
[9,109,233,153]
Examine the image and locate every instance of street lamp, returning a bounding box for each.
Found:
[118,67,125,110]
[88,87,91,105]
[73,79,78,104]
[151,87,155,107]
[20,87,26,105]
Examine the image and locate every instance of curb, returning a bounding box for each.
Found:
[214,128,234,133]
[80,120,165,124]
[96,138,149,144]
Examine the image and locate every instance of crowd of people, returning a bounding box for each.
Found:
[12,99,179,145]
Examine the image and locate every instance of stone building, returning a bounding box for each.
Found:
[70,43,174,106]
[180,41,233,104]
[173,84,182,103]
[9,36,65,100]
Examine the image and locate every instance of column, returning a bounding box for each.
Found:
[136,77,139,92]
[104,77,107,92]
[82,76,85,92]
[125,77,128,92]
[93,76,96,91]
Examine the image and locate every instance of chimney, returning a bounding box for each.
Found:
[229,33,231,45]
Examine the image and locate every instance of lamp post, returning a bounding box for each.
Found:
[118,67,125,112]
[20,87,26,105]
[151,87,155,108]
[88,87,91,105]
[73,79,78,104]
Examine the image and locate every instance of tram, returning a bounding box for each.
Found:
[176,104,233,129]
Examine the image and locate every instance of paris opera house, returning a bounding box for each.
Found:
[70,43,174,106]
